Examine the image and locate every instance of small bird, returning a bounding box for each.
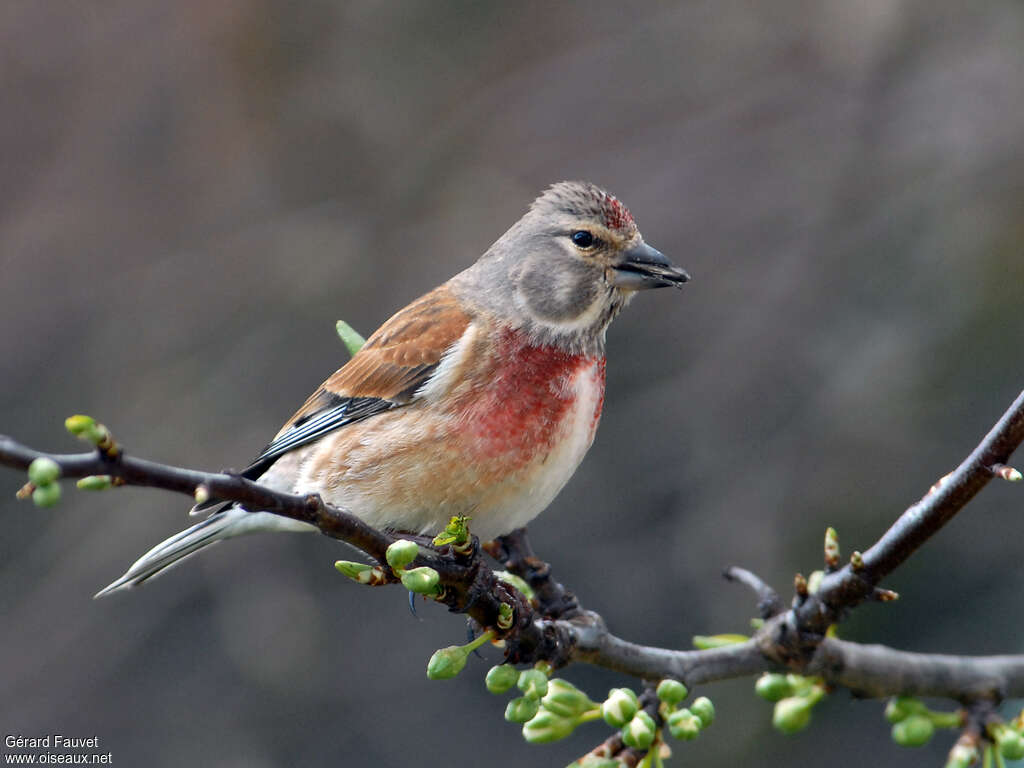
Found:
[98,181,689,596]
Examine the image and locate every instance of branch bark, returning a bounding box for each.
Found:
[795,389,1024,636]
[1,387,1022,706]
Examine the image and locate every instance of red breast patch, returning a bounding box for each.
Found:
[457,328,606,466]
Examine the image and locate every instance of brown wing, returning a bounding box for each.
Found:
[291,284,470,416]
[239,284,471,479]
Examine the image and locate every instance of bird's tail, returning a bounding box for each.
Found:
[95,507,315,597]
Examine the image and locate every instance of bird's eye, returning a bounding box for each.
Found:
[570,230,597,249]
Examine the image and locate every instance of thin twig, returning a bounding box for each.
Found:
[723,566,784,618]
[2,387,1024,708]
[796,390,1024,634]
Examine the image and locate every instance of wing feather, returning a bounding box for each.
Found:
[239,284,471,481]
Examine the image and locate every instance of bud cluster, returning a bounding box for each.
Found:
[431,515,472,555]
[754,673,827,735]
[988,715,1024,762]
[654,679,715,745]
[26,457,62,507]
[484,662,600,744]
[884,696,963,749]
[65,414,118,456]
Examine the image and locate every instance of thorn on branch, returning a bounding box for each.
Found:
[991,463,1022,482]
[723,566,784,618]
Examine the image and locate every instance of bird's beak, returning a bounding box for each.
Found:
[611,242,690,290]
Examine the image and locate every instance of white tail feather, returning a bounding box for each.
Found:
[95,508,316,597]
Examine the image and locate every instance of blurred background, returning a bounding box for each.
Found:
[2,1,1023,766]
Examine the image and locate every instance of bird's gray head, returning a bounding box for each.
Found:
[451,181,690,354]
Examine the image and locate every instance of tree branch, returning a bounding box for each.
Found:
[2,387,1023,713]
[795,389,1024,636]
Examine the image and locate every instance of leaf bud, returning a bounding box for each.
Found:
[755,674,793,702]
[32,483,61,507]
[773,697,813,735]
[505,696,540,724]
[485,664,518,695]
[891,715,935,747]
[77,475,113,491]
[667,708,701,741]
[522,710,576,743]
[542,679,595,719]
[690,697,715,728]
[28,457,60,486]
[620,711,657,750]
[601,688,639,727]
[400,566,440,594]
[656,678,688,705]
[426,646,467,680]
[385,539,419,571]
[517,668,549,700]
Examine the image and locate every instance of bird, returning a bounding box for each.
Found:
[97,181,689,596]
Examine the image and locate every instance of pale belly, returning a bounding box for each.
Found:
[293,355,606,540]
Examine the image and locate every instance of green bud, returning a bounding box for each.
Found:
[995,727,1024,761]
[690,696,715,728]
[497,601,514,630]
[401,566,440,594]
[667,708,701,741]
[773,697,813,735]
[517,669,549,700]
[65,414,98,438]
[884,696,927,724]
[806,570,824,594]
[656,678,688,705]
[385,539,419,571]
[945,744,979,768]
[891,715,934,747]
[426,645,467,680]
[620,710,657,750]
[692,633,748,649]
[494,570,535,600]
[432,515,471,547]
[334,560,377,584]
[335,320,366,356]
[601,688,639,727]
[28,457,60,486]
[64,414,113,450]
[755,673,793,702]
[32,483,61,507]
[505,696,540,723]
[485,664,519,694]
[522,710,576,743]
[77,475,113,491]
[785,674,815,696]
[542,679,595,719]
[575,759,620,768]
[193,484,210,504]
